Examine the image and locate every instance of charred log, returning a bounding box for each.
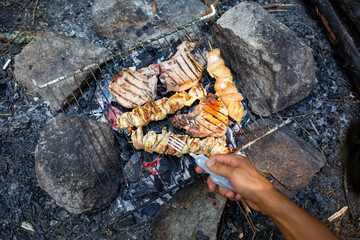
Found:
[305,0,360,95]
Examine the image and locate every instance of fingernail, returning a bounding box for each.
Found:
[225,192,233,198]
[235,194,242,201]
[206,158,215,167]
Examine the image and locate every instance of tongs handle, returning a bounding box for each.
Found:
[190,153,235,192]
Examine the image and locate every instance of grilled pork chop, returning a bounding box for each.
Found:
[171,93,228,138]
[159,41,205,92]
[109,66,159,108]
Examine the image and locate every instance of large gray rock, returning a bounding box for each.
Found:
[213,1,315,116]
[14,32,111,111]
[152,179,226,240]
[91,0,207,48]
[237,119,325,197]
[35,114,121,214]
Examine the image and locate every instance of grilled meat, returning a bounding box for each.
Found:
[171,93,228,138]
[116,83,207,129]
[109,66,159,108]
[131,126,228,157]
[159,41,205,92]
[206,48,244,122]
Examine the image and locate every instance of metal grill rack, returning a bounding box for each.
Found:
[31,5,301,226]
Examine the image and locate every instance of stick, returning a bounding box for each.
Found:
[327,206,348,222]
[304,0,360,95]
[262,3,294,9]
[32,0,39,26]
[236,119,291,152]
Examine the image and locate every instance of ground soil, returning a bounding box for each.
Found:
[1,0,359,239]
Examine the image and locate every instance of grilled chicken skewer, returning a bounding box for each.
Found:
[131,126,228,157]
[171,93,228,138]
[116,83,207,129]
[206,48,244,122]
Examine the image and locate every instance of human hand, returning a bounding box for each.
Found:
[195,154,276,213]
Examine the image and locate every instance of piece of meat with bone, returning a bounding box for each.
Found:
[171,93,228,138]
[109,65,159,108]
[131,126,228,157]
[206,48,244,122]
[159,41,205,92]
[116,83,207,129]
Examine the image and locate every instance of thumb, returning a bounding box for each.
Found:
[206,157,233,179]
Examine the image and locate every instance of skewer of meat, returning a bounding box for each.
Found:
[171,93,229,138]
[206,48,244,122]
[131,126,228,157]
[116,83,207,129]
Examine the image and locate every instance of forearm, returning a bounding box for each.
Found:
[262,189,338,240]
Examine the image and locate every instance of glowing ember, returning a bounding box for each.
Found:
[107,104,122,130]
[143,155,163,182]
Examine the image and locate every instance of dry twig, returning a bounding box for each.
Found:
[327,206,348,222]
[262,3,294,9]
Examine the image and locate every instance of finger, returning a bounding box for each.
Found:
[207,176,217,192]
[206,157,235,179]
[218,186,236,199]
[195,166,205,174]
[209,154,249,168]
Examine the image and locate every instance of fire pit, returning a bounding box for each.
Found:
[1,0,359,239]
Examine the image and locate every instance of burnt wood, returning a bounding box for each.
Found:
[305,0,360,95]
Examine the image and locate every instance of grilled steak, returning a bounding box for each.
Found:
[131,126,228,157]
[159,41,205,92]
[109,66,159,108]
[116,83,207,129]
[171,93,228,138]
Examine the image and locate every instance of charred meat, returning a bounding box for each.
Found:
[171,93,228,138]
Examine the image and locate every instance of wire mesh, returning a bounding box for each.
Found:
[32,10,297,225]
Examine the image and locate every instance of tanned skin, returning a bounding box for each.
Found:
[195,154,339,240]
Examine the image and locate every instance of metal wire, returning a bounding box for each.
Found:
[35,10,295,225]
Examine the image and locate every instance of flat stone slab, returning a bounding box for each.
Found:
[35,114,121,214]
[14,32,111,111]
[152,178,226,240]
[237,119,325,197]
[213,1,315,116]
[91,0,207,49]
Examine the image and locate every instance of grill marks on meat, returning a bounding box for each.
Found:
[116,84,207,129]
[159,41,205,92]
[171,93,228,138]
[109,66,159,108]
[131,126,228,157]
[109,41,204,108]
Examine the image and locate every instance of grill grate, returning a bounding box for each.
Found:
[32,6,295,226]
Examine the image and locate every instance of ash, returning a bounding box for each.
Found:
[1,0,360,239]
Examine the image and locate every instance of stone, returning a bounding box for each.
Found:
[91,0,207,48]
[152,178,226,240]
[35,114,121,214]
[237,119,325,197]
[14,32,111,111]
[213,1,315,116]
